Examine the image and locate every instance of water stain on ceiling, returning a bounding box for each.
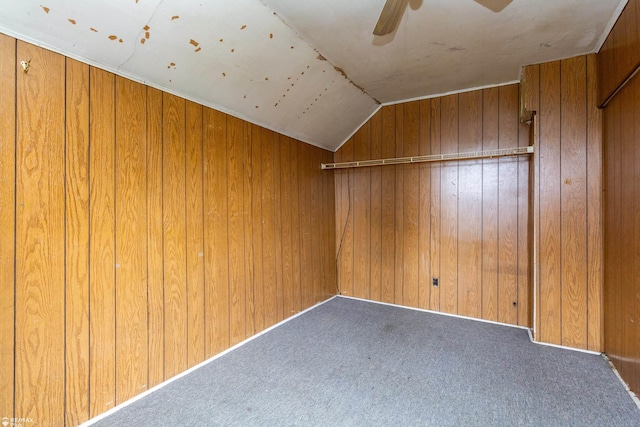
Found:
[0,0,626,151]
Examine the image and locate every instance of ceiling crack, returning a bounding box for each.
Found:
[117,0,167,71]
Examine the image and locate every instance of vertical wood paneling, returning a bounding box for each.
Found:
[538,61,562,345]
[353,123,371,299]
[586,54,603,352]
[517,87,532,328]
[261,129,278,326]
[203,109,229,356]
[457,91,483,318]
[370,111,383,302]
[380,108,396,303]
[185,101,205,367]
[250,124,265,333]
[2,37,337,425]
[402,101,420,308]
[88,67,116,417]
[560,56,588,348]
[163,93,188,378]
[418,100,431,310]
[497,85,519,325]
[64,58,90,426]
[481,87,499,322]
[114,77,149,403]
[394,105,405,305]
[227,117,246,345]
[337,138,354,296]
[440,95,459,314]
[15,41,65,425]
[0,33,15,420]
[429,99,442,312]
[146,87,164,388]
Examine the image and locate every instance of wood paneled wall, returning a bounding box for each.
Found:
[597,0,640,105]
[335,84,532,327]
[599,0,640,397]
[0,35,335,426]
[522,55,603,351]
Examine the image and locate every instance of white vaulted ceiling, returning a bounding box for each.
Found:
[0,0,626,151]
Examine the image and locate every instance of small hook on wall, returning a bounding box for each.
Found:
[20,59,31,73]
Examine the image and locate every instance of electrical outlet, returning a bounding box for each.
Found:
[432,277,439,287]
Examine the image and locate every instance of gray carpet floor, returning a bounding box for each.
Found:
[90,296,640,426]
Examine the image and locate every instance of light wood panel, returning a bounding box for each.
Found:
[335,84,530,327]
[2,37,336,425]
[163,93,188,378]
[522,54,603,350]
[88,67,116,417]
[64,57,91,426]
[146,87,164,388]
[15,41,66,425]
[115,76,149,403]
[0,33,16,421]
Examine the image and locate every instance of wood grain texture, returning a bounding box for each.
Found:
[457,91,482,318]
[261,128,278,327]
[497,85,519,325]
[429,99,442,312]
[243,123,256,336]
[227,116,247,345]
[146,87,164,388]
[0,33,16,421]
[115,77,149,403]
[250,124,265,333]
[337,139,354,297]
[353,123,371,299]
[64,57,91,426]
[394,105,405,305]
[88,67,116,417]
[560,56,588,348]
[481,87,499,322]
[15,41,66,425]
[538,60,563,345]
[290,140,302,313]
[163,93,188,377]
[402,101,420,308]
[418,100,431,310]
[279,136,294,317]
[185,101,205,367]
[586,54,603,352]
[273,133,284,320]
[370,111,383,302]
[203,108,230,356]
[380,108,396,304]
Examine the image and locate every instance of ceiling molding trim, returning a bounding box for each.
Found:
[381,80,521,107]
[0,26,337,152]
[595,0,629,53]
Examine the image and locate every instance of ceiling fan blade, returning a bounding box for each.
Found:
[474,0,512,13]
[373,0,407,36]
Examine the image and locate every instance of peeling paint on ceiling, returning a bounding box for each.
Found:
[0,0,627,151]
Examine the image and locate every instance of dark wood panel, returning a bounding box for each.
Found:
[402,101,420,308]
[64,58,90,426]
[497,85,519,325]
[250,124,265,333]
[280,136,294,316]
[394,105,405,305]
[481,87,499,322]
[560,56,588,348]
[227,116,247,345]
[203,108,230,356]
[290,138,302,313]
[185,101,205,367]
[163,93,188,377]
[243,123,256,336]
[273,133,284,320]
[380,108,396,304]
[538,61,562,345]
[439,95,458,314]
[15,41,66,425]
[146,87,164,388]
[429,99,442,312]
[88,67,116,417]
[370,111,383,302]
[337,138,354,297]
[0,33,15,421]
[353,123,371,299]
[586,54,603,352]
[457,91,483,318]
[114,77,149,403]
[261,128,278,327]
[418,100,431,310]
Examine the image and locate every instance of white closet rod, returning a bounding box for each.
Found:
[321,145,534,170]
